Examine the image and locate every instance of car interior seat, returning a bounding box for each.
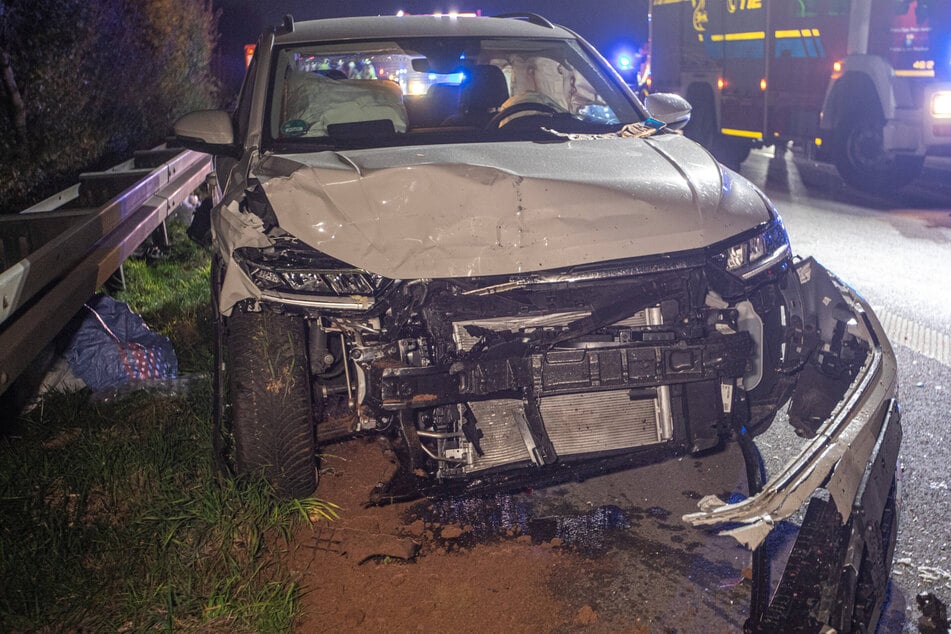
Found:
[443,64,509,127]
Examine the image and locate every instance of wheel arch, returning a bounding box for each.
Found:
[821,57,896,131]
[681,81,719,149]
[683,81,719,123]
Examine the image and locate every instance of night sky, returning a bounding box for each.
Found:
[213,1,649,94]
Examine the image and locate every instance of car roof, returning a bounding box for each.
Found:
[273,14,577,45]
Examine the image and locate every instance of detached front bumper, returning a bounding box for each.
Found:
[684,258,899,546]
[685,258,901,631]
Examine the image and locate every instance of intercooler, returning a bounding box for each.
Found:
[451,308,674,473]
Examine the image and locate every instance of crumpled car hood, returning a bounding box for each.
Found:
[257,133,771,279]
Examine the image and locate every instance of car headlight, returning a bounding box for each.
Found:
[710,218,790,280]
[233,239,391,297]
[932,91,951,118]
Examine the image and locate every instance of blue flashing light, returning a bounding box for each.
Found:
[617,54,633,70]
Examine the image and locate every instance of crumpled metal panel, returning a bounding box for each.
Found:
[683,261,898,550]
[258,134,771,279]
[213,200,270,314]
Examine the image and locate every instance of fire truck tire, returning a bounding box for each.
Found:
[713,136,751,169]
[227,307,317,498]
[682,85,751,169]
[833,111,924,192]
[683,91,717,149]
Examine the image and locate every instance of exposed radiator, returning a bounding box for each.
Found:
[454,306,669,473]
[542,391,662,456]
[464,390,670,473]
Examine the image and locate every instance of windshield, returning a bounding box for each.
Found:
[265,36,643,151]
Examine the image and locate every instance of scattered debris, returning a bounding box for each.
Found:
[439,524,466,540]
[573,604,599,626]
[916,592,949,634]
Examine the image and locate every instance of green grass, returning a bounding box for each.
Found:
[0,221,337,632]
[113,220,215,373]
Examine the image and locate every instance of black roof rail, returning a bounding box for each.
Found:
[275,14,294,35]
[492,13,555,29]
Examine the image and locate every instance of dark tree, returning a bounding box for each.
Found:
[0,0,220,214]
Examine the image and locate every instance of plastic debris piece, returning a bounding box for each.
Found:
[917,592,949,634]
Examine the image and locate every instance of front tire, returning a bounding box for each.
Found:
[227,307,317,498]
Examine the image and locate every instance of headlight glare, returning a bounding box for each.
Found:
[748,234,766,261]
[726,243,748,271]
[932,91,951,118]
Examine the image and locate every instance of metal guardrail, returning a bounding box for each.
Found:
[0,145,213,396]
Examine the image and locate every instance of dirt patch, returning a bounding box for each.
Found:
[288,437,576,633]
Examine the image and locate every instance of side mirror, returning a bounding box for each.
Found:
[644,93,692,130]
[173,110,241,157]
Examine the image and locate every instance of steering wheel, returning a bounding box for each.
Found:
[486,101,561,129]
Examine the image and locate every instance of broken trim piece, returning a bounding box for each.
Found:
[683,263,898,550]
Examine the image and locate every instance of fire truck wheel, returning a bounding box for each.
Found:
[227,306,318,498]
[833,112,924,192]
[683,95,716,149]
[713,136,751,169]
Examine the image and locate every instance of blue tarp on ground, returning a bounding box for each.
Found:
[64,294,178,392]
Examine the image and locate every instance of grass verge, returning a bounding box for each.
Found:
[0,221,336,632]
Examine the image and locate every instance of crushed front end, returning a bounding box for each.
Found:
[215,180,899,632]
[221,198,809,492]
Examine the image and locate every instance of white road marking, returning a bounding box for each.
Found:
[876,308,951,366]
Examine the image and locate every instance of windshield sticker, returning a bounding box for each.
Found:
[281,119,311,137]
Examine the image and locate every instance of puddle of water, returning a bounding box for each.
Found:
[409,493,631,552]
[528,504,629,550]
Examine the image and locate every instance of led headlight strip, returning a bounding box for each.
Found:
[233,244,390,298]
[711,218,790,280]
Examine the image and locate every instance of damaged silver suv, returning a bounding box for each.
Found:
[175,13,900,631]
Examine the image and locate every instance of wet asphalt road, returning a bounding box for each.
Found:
[473,149,951,631]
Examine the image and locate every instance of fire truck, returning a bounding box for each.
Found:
[648,0,951,191]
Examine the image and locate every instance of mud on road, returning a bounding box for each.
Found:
[288,436,755,632]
